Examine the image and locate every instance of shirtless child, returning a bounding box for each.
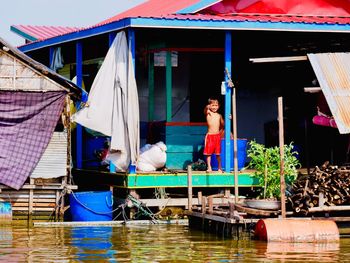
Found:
[203,98,224,172]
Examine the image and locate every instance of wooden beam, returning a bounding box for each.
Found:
[304,87,321,93]
[249,56,308,63]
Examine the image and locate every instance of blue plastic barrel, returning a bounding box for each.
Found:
[69,191,113,221]
[211,138,248,171]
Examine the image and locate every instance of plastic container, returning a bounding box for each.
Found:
[211,138,248,171]
[69,191,113,221]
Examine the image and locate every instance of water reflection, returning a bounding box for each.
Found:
[71,226,117,261]
[257,241,340,261]
[0,224,347,262]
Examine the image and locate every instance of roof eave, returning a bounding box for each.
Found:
[18,17,350,53]
[18,18,132,52]
[129,17,350,33]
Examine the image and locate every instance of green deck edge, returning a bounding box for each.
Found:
[125,172,258,189]
[72,169,259,189]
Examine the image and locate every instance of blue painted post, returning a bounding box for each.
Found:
[128,28,137,175]
[224,31,232,172]
[108,32,117,46]
[76,41,83,169]
[128,28,135,70]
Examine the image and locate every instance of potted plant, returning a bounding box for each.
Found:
[245,140,300,209]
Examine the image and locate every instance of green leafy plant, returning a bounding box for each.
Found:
[247,140,300,199]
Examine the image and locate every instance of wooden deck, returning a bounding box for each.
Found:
[186,191,350,239]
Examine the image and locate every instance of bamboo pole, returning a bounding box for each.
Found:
[278,97,286,218]
[187,165,193,211]
[232,88,239,203]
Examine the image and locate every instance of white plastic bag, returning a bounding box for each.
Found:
[137,141,167,172]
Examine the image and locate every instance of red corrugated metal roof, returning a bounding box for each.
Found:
[15,13,350,45]
[97,0,202,26]
[14,0,350,45]
[12,25,82,41]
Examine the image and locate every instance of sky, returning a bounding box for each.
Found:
[1,0,145,46]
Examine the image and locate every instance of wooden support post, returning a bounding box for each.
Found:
[198,191,202,206]
[28,178,34,224]
[55,190,60,221]
[208,196,213,214]
[278,97,286,218]
[59,191,65,222]
[229,202,235,218]
[201,196,206,214]
[187,165,193,211]
[232,88,239,204]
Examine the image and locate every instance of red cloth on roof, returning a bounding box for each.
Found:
[205,0,350,16]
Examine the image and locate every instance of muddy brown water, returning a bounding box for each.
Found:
[0,224,349,262]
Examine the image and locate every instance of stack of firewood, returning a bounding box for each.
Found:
[289,162,350,214]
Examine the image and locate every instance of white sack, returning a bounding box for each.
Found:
[137,142,167,172]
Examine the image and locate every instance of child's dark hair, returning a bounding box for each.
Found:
[208,98,219,104]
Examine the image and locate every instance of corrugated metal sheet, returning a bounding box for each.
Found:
[31,132,67,178]
[11,25,82,41]
[308,53,350,134]
[97,0,202,26]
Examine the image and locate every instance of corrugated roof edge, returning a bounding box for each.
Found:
[0,37,81,100]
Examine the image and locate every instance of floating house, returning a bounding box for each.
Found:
[0,37,81,221]
[11,0,350,208]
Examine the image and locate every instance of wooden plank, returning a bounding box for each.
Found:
[249,56,308,63]
[0,184,77,190]
[309,205,350,212]
[187,210,259,224]
[11,202,55,207]
[233,203,279,216]
[304,87,321,93]
[12,207,55,211]
[1,198,56,203]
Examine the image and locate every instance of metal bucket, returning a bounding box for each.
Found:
[255,218,339,242]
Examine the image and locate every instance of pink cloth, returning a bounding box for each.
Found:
[312,115,337,128]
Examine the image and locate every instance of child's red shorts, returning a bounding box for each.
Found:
[203,133,221,155]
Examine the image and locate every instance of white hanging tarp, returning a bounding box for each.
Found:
[72,31,139,170]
